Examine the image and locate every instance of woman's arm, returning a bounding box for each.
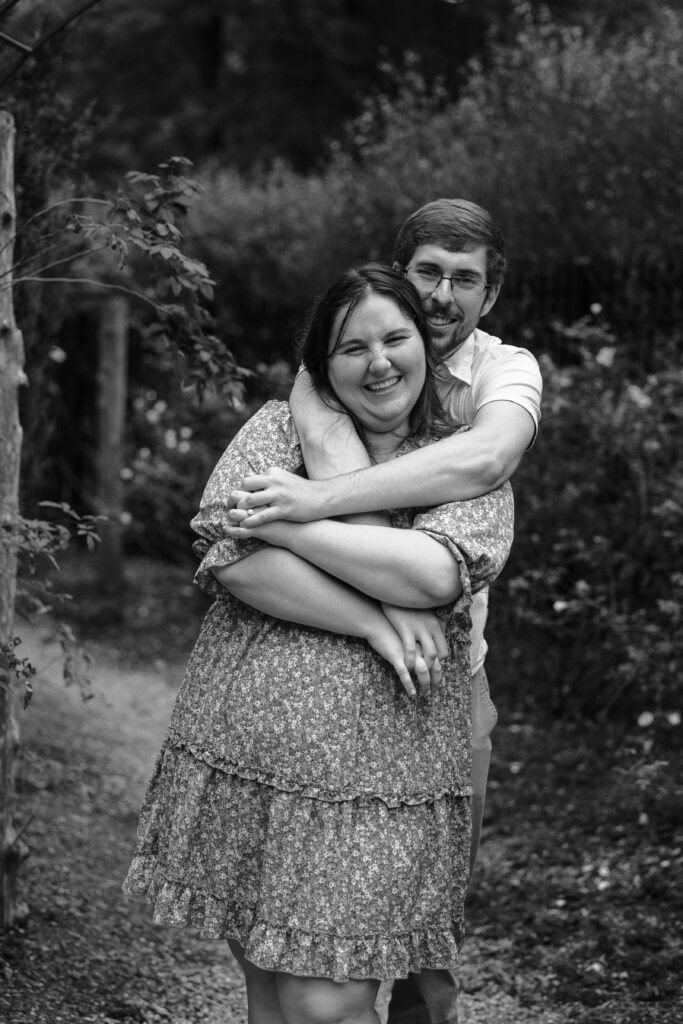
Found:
[225,513,462,609]
[215,548,431,699]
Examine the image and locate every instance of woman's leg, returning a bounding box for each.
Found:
[228,940,288,1024]
[278,974,381,1024]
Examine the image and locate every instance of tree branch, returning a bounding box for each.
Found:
[0,243,111,283]
[0,197,112,261]
[0,30,31,55]
[5,277,162,312]
[0,0,106,90]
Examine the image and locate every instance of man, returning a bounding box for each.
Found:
[233,199,542,1024]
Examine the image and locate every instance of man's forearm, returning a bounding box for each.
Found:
[291,367,371,480]
[308,403,534,515]
[293,375,388,526]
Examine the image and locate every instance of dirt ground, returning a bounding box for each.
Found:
[1,579,681,1023]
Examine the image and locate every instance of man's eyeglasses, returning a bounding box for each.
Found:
[403,265,489,297]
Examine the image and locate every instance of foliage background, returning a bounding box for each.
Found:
[0,3,682,1020]
[2,0,682,724]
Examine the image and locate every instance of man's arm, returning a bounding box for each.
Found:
[290,369,370,479]
[289,368,389,528]
[236,399,534,524]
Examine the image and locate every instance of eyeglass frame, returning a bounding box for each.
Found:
[401,263,491,298]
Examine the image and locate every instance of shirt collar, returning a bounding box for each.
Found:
[443,330,477,386]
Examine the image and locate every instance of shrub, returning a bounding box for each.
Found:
[184,5,683,365]
[487,317,683,721]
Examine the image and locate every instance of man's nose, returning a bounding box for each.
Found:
[433,276,455,302]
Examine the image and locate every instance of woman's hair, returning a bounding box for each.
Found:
[392,198,508,289]
[298,263,449,441]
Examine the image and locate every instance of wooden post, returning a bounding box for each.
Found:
[95,295,129,595]
[0,110,28,928]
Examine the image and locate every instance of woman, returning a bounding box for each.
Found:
[123,265,514,1024]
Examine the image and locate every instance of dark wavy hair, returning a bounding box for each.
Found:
[393,198,508,289]
[298,263,451,443]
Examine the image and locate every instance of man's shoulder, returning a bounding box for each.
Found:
[471,328,536,361]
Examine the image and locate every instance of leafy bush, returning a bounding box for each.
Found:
[120,387,249,562]
[486,317,683,720]
[185,5,683,365]
[120,360,294,562]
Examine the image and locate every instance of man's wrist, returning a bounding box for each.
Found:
[306,477,342,520]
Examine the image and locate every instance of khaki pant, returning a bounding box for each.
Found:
[387,667,498,1024]
[469,665,497,874]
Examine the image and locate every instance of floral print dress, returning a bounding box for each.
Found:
[123,401,514,982]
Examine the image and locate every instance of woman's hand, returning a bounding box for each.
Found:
[226,497,295,546]
[231,468,331,527]
[365,613,443,701]
[364,618,421,700]
[381,604,449,694]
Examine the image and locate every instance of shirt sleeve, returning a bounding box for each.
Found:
[411,482,514,611]
[471,345,543,443]
[191,400,302,596]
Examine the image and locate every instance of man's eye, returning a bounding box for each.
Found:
[416,268,439,282]
[454,274,480,287]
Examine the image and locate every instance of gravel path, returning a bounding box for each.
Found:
[2,623,567,1024]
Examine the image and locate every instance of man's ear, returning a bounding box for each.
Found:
[481,282,501,318]
[392,260,402,272]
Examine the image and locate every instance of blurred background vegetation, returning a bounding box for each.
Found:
[2,0,682,725]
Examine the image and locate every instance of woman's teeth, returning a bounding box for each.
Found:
[366,376,400,392]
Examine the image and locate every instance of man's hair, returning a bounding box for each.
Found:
[298,262,449,438]
[392,198,508,288]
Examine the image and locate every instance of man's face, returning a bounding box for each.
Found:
[397,243,500,361]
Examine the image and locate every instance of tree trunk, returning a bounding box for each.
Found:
[0,110,28,928]
[96,295,129,595]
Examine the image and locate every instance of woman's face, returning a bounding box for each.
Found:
[327,292,427,442]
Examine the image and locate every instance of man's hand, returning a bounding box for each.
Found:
[230,468,330,527]
[381,604,449,694]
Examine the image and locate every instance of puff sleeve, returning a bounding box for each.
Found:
[191,400,303,596]
[411,482,514,611]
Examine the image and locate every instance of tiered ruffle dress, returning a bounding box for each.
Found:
[123,401,514,982]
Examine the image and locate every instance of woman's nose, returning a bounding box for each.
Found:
[368,348,392,372]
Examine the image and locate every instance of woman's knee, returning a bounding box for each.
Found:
[277,974,379,1024]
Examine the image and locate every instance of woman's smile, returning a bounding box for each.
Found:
[365,374,402,394]
[328,292,427,451]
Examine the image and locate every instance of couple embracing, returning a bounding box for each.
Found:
[124,199,542,1024]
